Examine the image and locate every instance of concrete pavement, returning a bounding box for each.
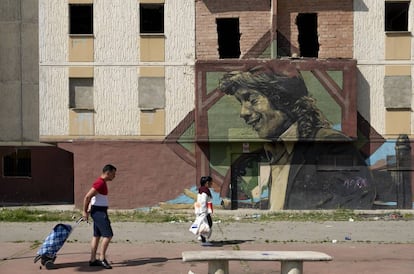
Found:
[1,241,413,274]
[1,206,414,273]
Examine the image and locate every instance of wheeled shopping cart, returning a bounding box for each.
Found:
[34,217,83,269]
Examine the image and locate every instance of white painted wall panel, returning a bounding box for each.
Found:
[94,67,139,135]
[411,2,414,42]
[165,0,195,63]
[164,0,195,135]
[39,0,67,63]
[94,0,139,62]
[354,1,385,134]
[165,66,195,134]
[357,66,385,134]
[39,67,68,135]
[354,0,384,62]
[411,66,414,134]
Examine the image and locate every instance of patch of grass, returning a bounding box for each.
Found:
[258,209,359,222]
[30,241,41,249]
[0,207,194,223]
[0,207,411,223]
[0,208,78,222]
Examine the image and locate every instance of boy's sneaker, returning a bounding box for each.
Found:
[100,259,112,269]
[197,236,203,241]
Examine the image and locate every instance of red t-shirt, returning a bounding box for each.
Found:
[92,177,108,195]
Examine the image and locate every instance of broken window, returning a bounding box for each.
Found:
[3,149,31,177]
[69,78,94,109]
[385,1,410,31]
[216,18,241,59]
[69,4,93,35]
[296,13,319,57]
[140,4,164,34]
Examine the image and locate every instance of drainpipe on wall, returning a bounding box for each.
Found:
[270,0,277,59]
[19,0,24,146]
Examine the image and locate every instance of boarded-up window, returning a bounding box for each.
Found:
[138,77,165,109]
[69,78,94,109]
[3,149,31,177]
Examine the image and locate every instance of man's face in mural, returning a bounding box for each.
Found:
[233,87,289,138]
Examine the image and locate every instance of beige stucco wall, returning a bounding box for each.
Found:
[39,0,67,62]
[39,0,195,138]
[354,0,414,137]
[94,0,139,63]
[94,66,140,135]
[164,0,195,134]
[39,67,69,135]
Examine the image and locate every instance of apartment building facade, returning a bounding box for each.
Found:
[1,0,413,210]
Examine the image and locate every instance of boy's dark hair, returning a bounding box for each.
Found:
[200,176,212,186]
[103,164,117,173]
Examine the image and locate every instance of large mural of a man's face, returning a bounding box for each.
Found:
[214,65,376,210]
[218,68,327,141]
[166,60,405,211]
[232,87,290,138]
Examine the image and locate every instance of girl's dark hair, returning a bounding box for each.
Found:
[200,176,212,186]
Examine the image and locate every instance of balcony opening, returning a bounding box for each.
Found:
[216,18,241,59]
[296,13,319,57]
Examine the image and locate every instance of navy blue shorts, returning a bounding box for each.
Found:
[90,206,113,238]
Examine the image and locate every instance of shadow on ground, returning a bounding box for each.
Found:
[203,239,253,247]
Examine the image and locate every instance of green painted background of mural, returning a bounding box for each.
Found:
[178,122,195,153]
[300,71,342,128]
[206,70,343,141]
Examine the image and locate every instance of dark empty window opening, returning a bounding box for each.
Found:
[216,18,241,59]
[385,2,410,31]
[140,4,164,34]
[69,4,93,35]
[296,13,319,57]
[3,149,31,177]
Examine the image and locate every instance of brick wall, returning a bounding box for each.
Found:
[277,0,353,58]
[196,0,353,60]
[196,0,271,59]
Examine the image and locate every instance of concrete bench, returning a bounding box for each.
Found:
[182,250,332,274]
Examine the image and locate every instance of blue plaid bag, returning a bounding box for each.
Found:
[37,223,72,257]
